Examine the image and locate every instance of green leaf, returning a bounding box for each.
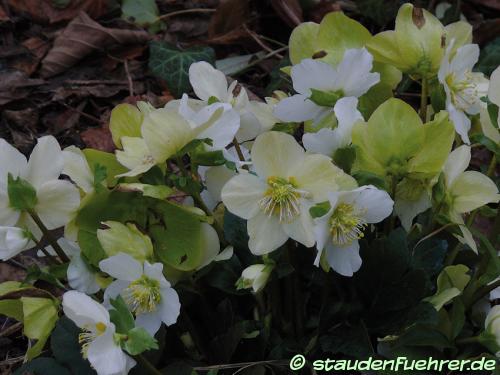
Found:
[7,173,37,211]
[121,0,163,33]
[270,122,299,135]
[93,163,108,192]
[25,265,66,289]
[424,265,470,311]
[109,103,143,148]
[449,299,465,340]
[309,88,342,107]
[83,148,128,187]
[333,146,356,173]
[477,37,500,76]
[14,358,71,375]
[351,170,387,190]
[122,327,159,355]
[22,297,59,359]
[148,41,215,97]
[0,299,23,321]
[309,201,331,218]
[117,183,173,200]
[0,281,25,296]
[109,295,135,334]
[190,147,226,167]
[470,133,500,158]
[223,210,249,252]
[50,317,94,375]
[150,201,205,271]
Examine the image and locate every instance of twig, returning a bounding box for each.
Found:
[29,212,70,263]
[0,355,24,367]
[123,60,134,97]
[243,24,281,57]
[135,355,162,375]
[193,360,288,371]
[0,322,22,338]
[232,46,289,76]
[157,8,216,21]
[60,102,104,124]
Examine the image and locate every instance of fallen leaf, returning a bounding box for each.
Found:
[44,101,86,134]
[80,125,115,152]
[270,0,303,27]
[4,108,39,132]
[207,0,249,44]
[40,12,150,78]
[0,70,44,105]
[8,0,109,24]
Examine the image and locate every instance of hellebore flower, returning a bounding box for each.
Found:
[221,131,357,255]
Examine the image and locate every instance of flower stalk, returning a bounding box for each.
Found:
[28,211,70,263]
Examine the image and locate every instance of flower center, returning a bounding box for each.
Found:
[78,322,107,358]
[259,176,303,223]
[123,275,161,314]
[445,73,480,111]
[329,203,367,245]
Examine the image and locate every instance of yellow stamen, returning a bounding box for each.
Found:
[329,203,367,245]
[258,176,303,223]
[123,275,161,314]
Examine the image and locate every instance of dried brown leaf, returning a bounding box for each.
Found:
[208,0,250,38]
[8,0,108,24]
[80,125,115,152]
[40,12,150,78]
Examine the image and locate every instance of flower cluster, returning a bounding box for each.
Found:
[1,3,499,374]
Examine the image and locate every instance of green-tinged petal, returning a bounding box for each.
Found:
[424,264,470,310]
[221,173,267,220]
[142,108,194,163]
[351,122,385,176]
[289,22,320,65]
[316,12,371,65]
[443,145,470,187]
[409,111,455,178]
[455,224,478,253]
[450,171,500,213]
[22,297,59,359]
[97,221,153,261]
[394,3,445,75]
[479,106,500,144]
[115,137,155,177]
[352,98,424,176]
[109,104,143,149]
[445,21,472,52]
[251,131,305,179]
[373,61,402,89]
[366,31,404,70]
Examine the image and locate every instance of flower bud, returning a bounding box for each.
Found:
[236,264,274,293]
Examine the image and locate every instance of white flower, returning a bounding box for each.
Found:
[0,136,80,229]
[442,145,499,252]
[438,43,489,144]
[188,61,275,141]
[312,186,393,276]
[273,48,379,125]
[173,94,240,150]
[236,264,274,293]
[221,131,357,255]
[0,226,31,260]
[62,146,94,194]
[62,291,136,375]
[482,66,500,143]
[99,253,181,336]
[484,305,500,356]
[302,97,364,156]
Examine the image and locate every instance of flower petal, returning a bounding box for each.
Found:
[290,154,339,202]
[335,48,380,97]
[252,131,305,179]
[273,94,325,123]
[103,280,130,308]
[302,128,340,156]
[115,137,155,177]
[99,253,143,281]
[394,191,432,232]
[136,312,162,336]
[0,193,21,227]
[189,62,228,101]
[282,201,315,248]
[196,106,240,149]
[87,328,129,375]
[290,59,338,95]
[450,44,479,79]
[450,171,500,213]
[342,186,394,223]
[158,287,181,326]
[196,223,221,270]
[0,226,29,261]
[35,180,80,230]
[448,105,471,145]
[443,145,471,187]
[247,212,288,255]
[62,146,94,193]
[62,290,110,329]
[325,240,362,277]
[333,96,363,145]
[221,173,267,219]
[68,255,100,294]
[0,139,27,190]
[25,136,63,189]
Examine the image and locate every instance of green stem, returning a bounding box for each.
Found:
[444,242,460,266]
[468,279,500,308]
[420,76,428,122]
[135,354,163,375]
[486,154,497,177]
[232,138,249,170]
[29,212,70,263]
[175,155,188,175]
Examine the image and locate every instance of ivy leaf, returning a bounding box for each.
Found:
[7,173,38,211]
[122,327,159,355]
[109,295,135,334]
[148,41,215,97]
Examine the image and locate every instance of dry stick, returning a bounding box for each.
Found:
[193,360,288,372]
[232,138,249,170]
[243,24,283,58]
[0,322,22,338]
[157,8,216,21]
[232,46,289,76]
[60,102,105,124]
